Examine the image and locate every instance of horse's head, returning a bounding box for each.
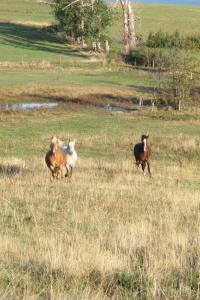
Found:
[141,134,149,152]
[68,139,76,153]
[141,134,149,141]
[50,135,61,153]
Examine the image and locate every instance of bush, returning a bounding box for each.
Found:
[146,30,200,51]
[129,47,171,67]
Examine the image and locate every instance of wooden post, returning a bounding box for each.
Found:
[134,58,137,67]
[92,42,97,52]
[178,99,182,112]
[139,97,143,111]
[105,40,110,54]
[151,99,155,112]
[97,42,101,52]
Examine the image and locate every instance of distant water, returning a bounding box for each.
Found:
[1,102,58,111]
[135,0,200,5]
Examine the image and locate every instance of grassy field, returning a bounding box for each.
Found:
[0,22,88,63]
[0,68,152,89]
[0,1,200,298]
[1,0,200,63]
[0,106,200,299]
[0,0,52,24]
[0,66,155,109]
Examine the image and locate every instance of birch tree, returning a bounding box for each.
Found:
[119,0,136,54]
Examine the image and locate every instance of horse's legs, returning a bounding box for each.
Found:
[49,165,55,181]
[59,166,65,179]
[50,170,55,181]
[141,161,146,175]
[65,165,73,178]
[69,166,73,177]
[65,164,70,177]
[147,161,151,177]
[136,161,140,171]
[57,168,62,179]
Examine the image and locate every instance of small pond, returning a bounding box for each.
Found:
[0,101,138,113]
[1,102,59,111]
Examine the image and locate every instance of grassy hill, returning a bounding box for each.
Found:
[0,0,199,101]
[0,0,52,24]
[1,0,200,63]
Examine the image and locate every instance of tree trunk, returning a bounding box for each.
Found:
[121,1,129,54]
[80,18,86,48]
[127,2,136,51]
[80,0,86,48]
[120,0,136,54]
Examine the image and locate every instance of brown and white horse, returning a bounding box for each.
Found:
[45,136,67,180]
[133,134,152,176]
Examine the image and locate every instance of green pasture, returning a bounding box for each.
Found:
[1,106,200,161]
[134,3,200,37]
[0,68,152,89]
[0,22,87,62]
[1,0,200,36]
[0,0,53,23]
[1,1,200,62]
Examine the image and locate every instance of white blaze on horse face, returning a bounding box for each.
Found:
[143,138,147,152]
[50,136,58,152]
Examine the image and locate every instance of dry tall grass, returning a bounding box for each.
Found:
[0,132,199,299]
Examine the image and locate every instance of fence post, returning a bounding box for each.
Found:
[139,97,143,111]
[151,99,155,112]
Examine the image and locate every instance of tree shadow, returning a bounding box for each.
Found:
[0,22,86,59]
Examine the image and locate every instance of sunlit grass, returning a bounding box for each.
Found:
[0,107,200,298]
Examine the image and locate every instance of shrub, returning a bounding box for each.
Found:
[146,29,200,51]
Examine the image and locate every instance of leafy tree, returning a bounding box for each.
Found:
[83,0,112,44]
[52,0,112,47]
[152,49,199,111]
[52,0,84,40]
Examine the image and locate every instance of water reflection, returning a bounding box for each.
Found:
[1,102,59,111]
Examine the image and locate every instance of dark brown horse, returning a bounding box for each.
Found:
[133,134,152,176]
[45,136,67,180]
